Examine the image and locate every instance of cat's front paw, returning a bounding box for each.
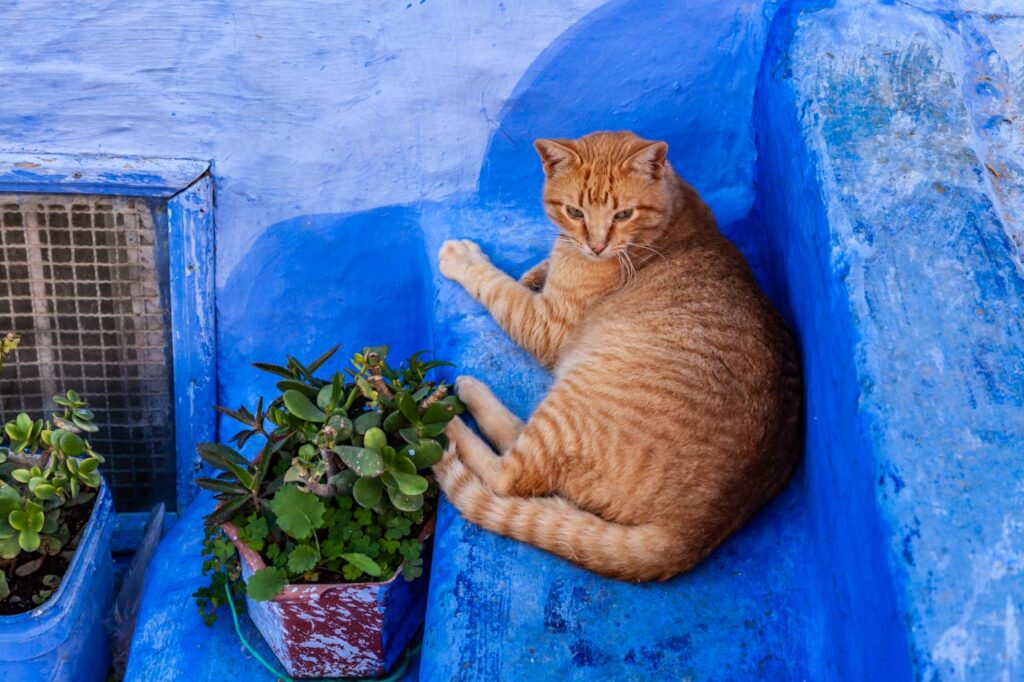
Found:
[439,239,486,283]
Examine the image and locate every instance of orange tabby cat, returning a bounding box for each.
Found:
[434,131,801,581]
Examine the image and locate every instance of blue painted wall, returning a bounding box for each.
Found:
[3,0,1023,679]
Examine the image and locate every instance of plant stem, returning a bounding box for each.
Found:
[419,384,448,411]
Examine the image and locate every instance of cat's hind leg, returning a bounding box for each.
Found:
[455,376,523,451]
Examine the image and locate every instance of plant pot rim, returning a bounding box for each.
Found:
[0,481,111,626]
[221,513,435,602]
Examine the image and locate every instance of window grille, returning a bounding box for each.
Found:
[0,194,176,512]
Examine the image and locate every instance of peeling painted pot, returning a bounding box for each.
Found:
[222,517,433,679]
[0,483,115,682]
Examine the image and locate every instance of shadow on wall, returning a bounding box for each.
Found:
[217,206,434,439]
[478,0,779,227]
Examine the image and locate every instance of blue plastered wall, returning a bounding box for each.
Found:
[0,0,1021,679]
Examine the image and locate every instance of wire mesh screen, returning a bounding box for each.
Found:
[0,194,176,512]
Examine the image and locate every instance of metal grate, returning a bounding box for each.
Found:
[0,194,176,512]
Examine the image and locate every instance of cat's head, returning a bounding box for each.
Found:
[535,131,672,260]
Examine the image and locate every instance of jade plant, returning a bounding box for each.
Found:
[194,344,461,624]
[0,333,106,612]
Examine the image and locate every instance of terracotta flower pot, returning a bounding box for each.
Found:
[222,516,433,679]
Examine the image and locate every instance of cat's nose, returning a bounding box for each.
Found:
[590,242,607,255]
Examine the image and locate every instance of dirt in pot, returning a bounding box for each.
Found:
[0,495,95,616]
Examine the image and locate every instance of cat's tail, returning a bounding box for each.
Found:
[434,453,699,582]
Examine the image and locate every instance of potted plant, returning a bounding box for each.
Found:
[0,333,115,682]
[194,344,461,678]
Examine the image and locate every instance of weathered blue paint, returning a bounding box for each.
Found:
[4,0,1021,680]
[168,175,218,511]
[0,152,209,198]
[0,484,115,682]
[754,3,1024,679]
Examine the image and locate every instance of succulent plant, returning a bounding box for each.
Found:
[0,335,105,612]
[194,344,461,622]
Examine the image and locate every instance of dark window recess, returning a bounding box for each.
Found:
[0,195,176,512]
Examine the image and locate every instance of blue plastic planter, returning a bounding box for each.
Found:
[0,483,115,682]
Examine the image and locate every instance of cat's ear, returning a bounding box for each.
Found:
[534,139,581,177]
[624,141,668,179]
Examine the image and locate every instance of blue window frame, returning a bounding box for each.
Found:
[0,152,216,546]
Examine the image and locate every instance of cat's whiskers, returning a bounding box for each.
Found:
[621,241,667,263]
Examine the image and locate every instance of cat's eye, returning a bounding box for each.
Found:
[565,206,584,219]
[613,208,634,221]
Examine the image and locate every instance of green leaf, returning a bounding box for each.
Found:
[204,494,251,527]
[251,362,295,380]
[407,439,443,469]
[399,427,420,445]
[0,535,19,560]
[270,485,325,540]
[32,484,56,501]
[59,431,85,457]
[316,383,335,411]
[333,446,384,477]
[421,401,457,424]
[363,427,387,452]
[246,567,287,602]
[382,410,408,434]
[197,443,247,471]
[78,457,99,475]
[195,478,249,495]
[352,476,383,508]
[276,380,320,399]
[390,471,428,496]
[0,571,8,600]
[397,393,419,423]
[11,469,31,484]
[71,415,99,433]
[329,469,358,495]
[8,510,28,531]
[287,544,319,573]
[305,344,341,375]
[18,529,40,552]
[387,487,424,512]
[354,411,381,434]
[341,552,382,578]
[283,390,326,423]
[418,421,447,438]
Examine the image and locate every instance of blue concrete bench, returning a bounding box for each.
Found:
[125,0,1024,679]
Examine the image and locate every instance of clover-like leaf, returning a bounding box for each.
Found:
[287,544,319,574]
[269,485,325,540]
[246,567,287,602]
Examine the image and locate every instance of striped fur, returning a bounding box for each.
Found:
[436,131,802,582]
